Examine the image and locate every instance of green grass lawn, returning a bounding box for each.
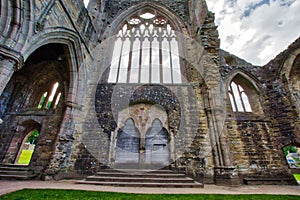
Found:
[0,189,299,200]
[16,150,33,165]
[294,174,300,182]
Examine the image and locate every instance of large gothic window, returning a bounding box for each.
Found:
[108,11,182,84]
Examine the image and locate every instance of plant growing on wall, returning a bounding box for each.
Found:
[26,130,40,144]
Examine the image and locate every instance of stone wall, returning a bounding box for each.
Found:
[0,0,299,185]
[75,83,210,181]
[220,38,300,182]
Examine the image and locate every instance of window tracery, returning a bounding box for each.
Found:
[108,11,182,84]
[228,81,252,113]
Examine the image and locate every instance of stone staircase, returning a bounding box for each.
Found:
[76,169,203,188]
[0,164,37,180]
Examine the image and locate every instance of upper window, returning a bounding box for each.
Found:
[37,82,61,109]
[228,75,264,114]
[228,81,252,113]
[108,11,182,84]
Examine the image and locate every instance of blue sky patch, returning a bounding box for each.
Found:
[242,0,270,18]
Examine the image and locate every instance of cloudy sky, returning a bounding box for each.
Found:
[206,0,300,65]
[83,0,300,66]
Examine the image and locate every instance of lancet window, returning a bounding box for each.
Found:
[228,81,252,112]
[37,82,61,109]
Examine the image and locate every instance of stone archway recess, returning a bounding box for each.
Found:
[111,103,172,170]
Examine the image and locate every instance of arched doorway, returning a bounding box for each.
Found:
[0,43,71,169]
[113,104,171,169]
[15,130,40,165]
[115,119,140,164]
[145,119,169,167]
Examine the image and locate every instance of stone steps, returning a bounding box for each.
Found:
[77,169,204,188]
[0,164,37,180]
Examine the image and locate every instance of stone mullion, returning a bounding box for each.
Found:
[51,86,61,109]
[138,36,143,83]
[168,35,174,84]
[158,29,163,83]
[148,26,154,83]
[115,36,125,83]
[229,84,238,112]
[126,28,135,83]
[237,85,247,112]
[149,31,153,83]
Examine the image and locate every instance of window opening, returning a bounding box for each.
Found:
[16,130,40,165]
[46,82,59,109]
[228,81,252,112]
[54,92,61,109]
[140,12,155,19]
[37,82,60,109]
[108,11,182,84]
[37,92,48,109]
[283,145,300,168]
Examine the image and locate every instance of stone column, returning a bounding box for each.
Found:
[0,58,16,96]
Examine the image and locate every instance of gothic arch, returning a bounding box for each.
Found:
[0,0,33,50]
[21,29,86,107]
[102,2,189,38]
[278,46,300,80]
[100,2,191,81]
[14,120,41,165]
[226,70,261,93]
[226,71,263,114]
[2,119,41,165]
[279,47,300,113]
[145,119,170,166]
[115,118,140,165]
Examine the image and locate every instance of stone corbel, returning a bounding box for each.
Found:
[0,45,24,70]
[66,101,83,110]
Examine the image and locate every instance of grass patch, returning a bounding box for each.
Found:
[17,150,33,165]
[0,189,299,200]
[294,174,300,181]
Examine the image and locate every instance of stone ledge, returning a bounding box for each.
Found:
[243,177,297,185]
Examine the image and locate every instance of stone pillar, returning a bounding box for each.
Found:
[0,58,16,96]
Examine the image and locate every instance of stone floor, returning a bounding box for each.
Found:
[0,180,299,196]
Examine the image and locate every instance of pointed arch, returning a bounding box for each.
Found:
[279,47,300,112]
[21,29,86,107]
[103,2,189,38]
[115,118,140,164]
[278,46,300,80]
[227,71,263,114]
[145,118,170,166]
[102,2,189,84]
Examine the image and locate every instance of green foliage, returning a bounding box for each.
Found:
[26,130,40,144]
[46,100,53,109]
[37,96,46,109]
[0,189,299,200]
[283,146,298,156]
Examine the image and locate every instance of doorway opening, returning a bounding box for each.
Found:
[112,104,172,169]
[15,130,40,165]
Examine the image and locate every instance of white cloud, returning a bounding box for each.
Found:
[206,0,300,65]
